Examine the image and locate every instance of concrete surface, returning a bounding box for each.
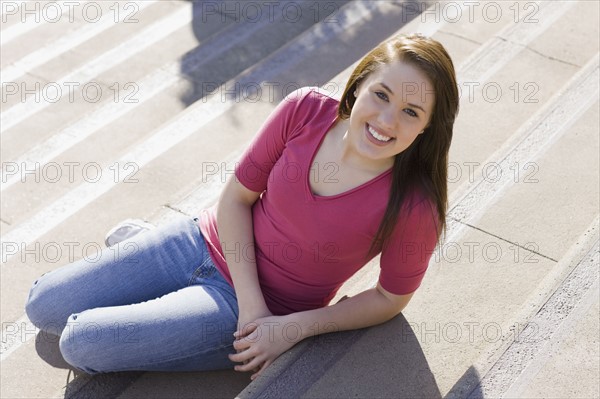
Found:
[1,0,598,398]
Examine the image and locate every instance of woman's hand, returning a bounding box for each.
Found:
[229,315,300,380]
[234,308,273,375]
[237,308,272,339]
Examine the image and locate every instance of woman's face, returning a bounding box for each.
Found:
[347,59,435,167]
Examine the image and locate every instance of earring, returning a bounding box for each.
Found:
[354,90,358,97]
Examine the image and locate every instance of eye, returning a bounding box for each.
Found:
[403,108,418,118]
[375,91,388,101]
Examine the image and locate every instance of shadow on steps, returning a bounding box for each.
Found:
[240,313,447,398]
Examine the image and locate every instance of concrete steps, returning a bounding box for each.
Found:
[1,1,598,398]
[235,2,600,398]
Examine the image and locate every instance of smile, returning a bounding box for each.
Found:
[366,124,394,144]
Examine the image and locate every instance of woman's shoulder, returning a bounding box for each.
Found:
[404,186,441,235]
[406,186,437,215]
[303,85,341,101]
[277,86,340,133]
[282,86,340,109]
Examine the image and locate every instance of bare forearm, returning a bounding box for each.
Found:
[290,288,401,341]
[216,199,268,314]
[230,286,406,379]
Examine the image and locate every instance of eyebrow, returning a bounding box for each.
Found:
[379,82,427,113]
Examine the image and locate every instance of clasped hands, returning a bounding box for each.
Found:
[229,313,300,381]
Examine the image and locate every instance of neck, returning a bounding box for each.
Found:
[337,128,394,175]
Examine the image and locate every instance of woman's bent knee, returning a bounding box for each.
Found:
[59,312,104,375]
[25,274,66,336]
[58,309,141,375]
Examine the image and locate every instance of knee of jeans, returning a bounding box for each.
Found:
[58,312,102,375]
[25,276,63,336]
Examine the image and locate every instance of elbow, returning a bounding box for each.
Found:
[387,303,406,320]
[392,302,406,316]
[375,282,414,319]
[375,293,405,322]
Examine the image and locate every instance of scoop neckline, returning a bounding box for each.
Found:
[306,105,393,201]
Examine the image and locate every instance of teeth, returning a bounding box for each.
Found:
[368,125,391,142]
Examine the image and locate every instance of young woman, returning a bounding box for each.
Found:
[25,33,459,381]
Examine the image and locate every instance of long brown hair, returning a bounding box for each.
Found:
[337,33,459,257]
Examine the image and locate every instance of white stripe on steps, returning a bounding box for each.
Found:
[0,313,35,362]
[0,1,183,133]
[158,149,245,221]
[0,1,156,84]
[465,216,599,398]
[500,247,599,398]
[0,1,92,46]
[446,54,599,242]
[459,0,576,84]
[0,0,295,190]
[1,69,177,190]
[0,0,31,17]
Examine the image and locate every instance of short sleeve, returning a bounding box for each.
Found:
[378,196,440,296]
[234,87,314,193]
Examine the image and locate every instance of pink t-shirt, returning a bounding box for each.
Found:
[198,87,439,315]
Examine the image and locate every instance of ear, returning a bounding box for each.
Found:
[419,123,431,134]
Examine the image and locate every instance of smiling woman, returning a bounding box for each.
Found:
[25,33,459,381]
[338,34,460,258]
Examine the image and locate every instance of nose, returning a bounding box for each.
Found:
[377,106,397,131]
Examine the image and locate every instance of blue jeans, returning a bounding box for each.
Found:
[25,216,240,374]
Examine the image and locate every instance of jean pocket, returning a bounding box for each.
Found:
[190,258,216,283]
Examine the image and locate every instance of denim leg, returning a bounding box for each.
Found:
[25,215,217,336]
[58,272,240,374]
